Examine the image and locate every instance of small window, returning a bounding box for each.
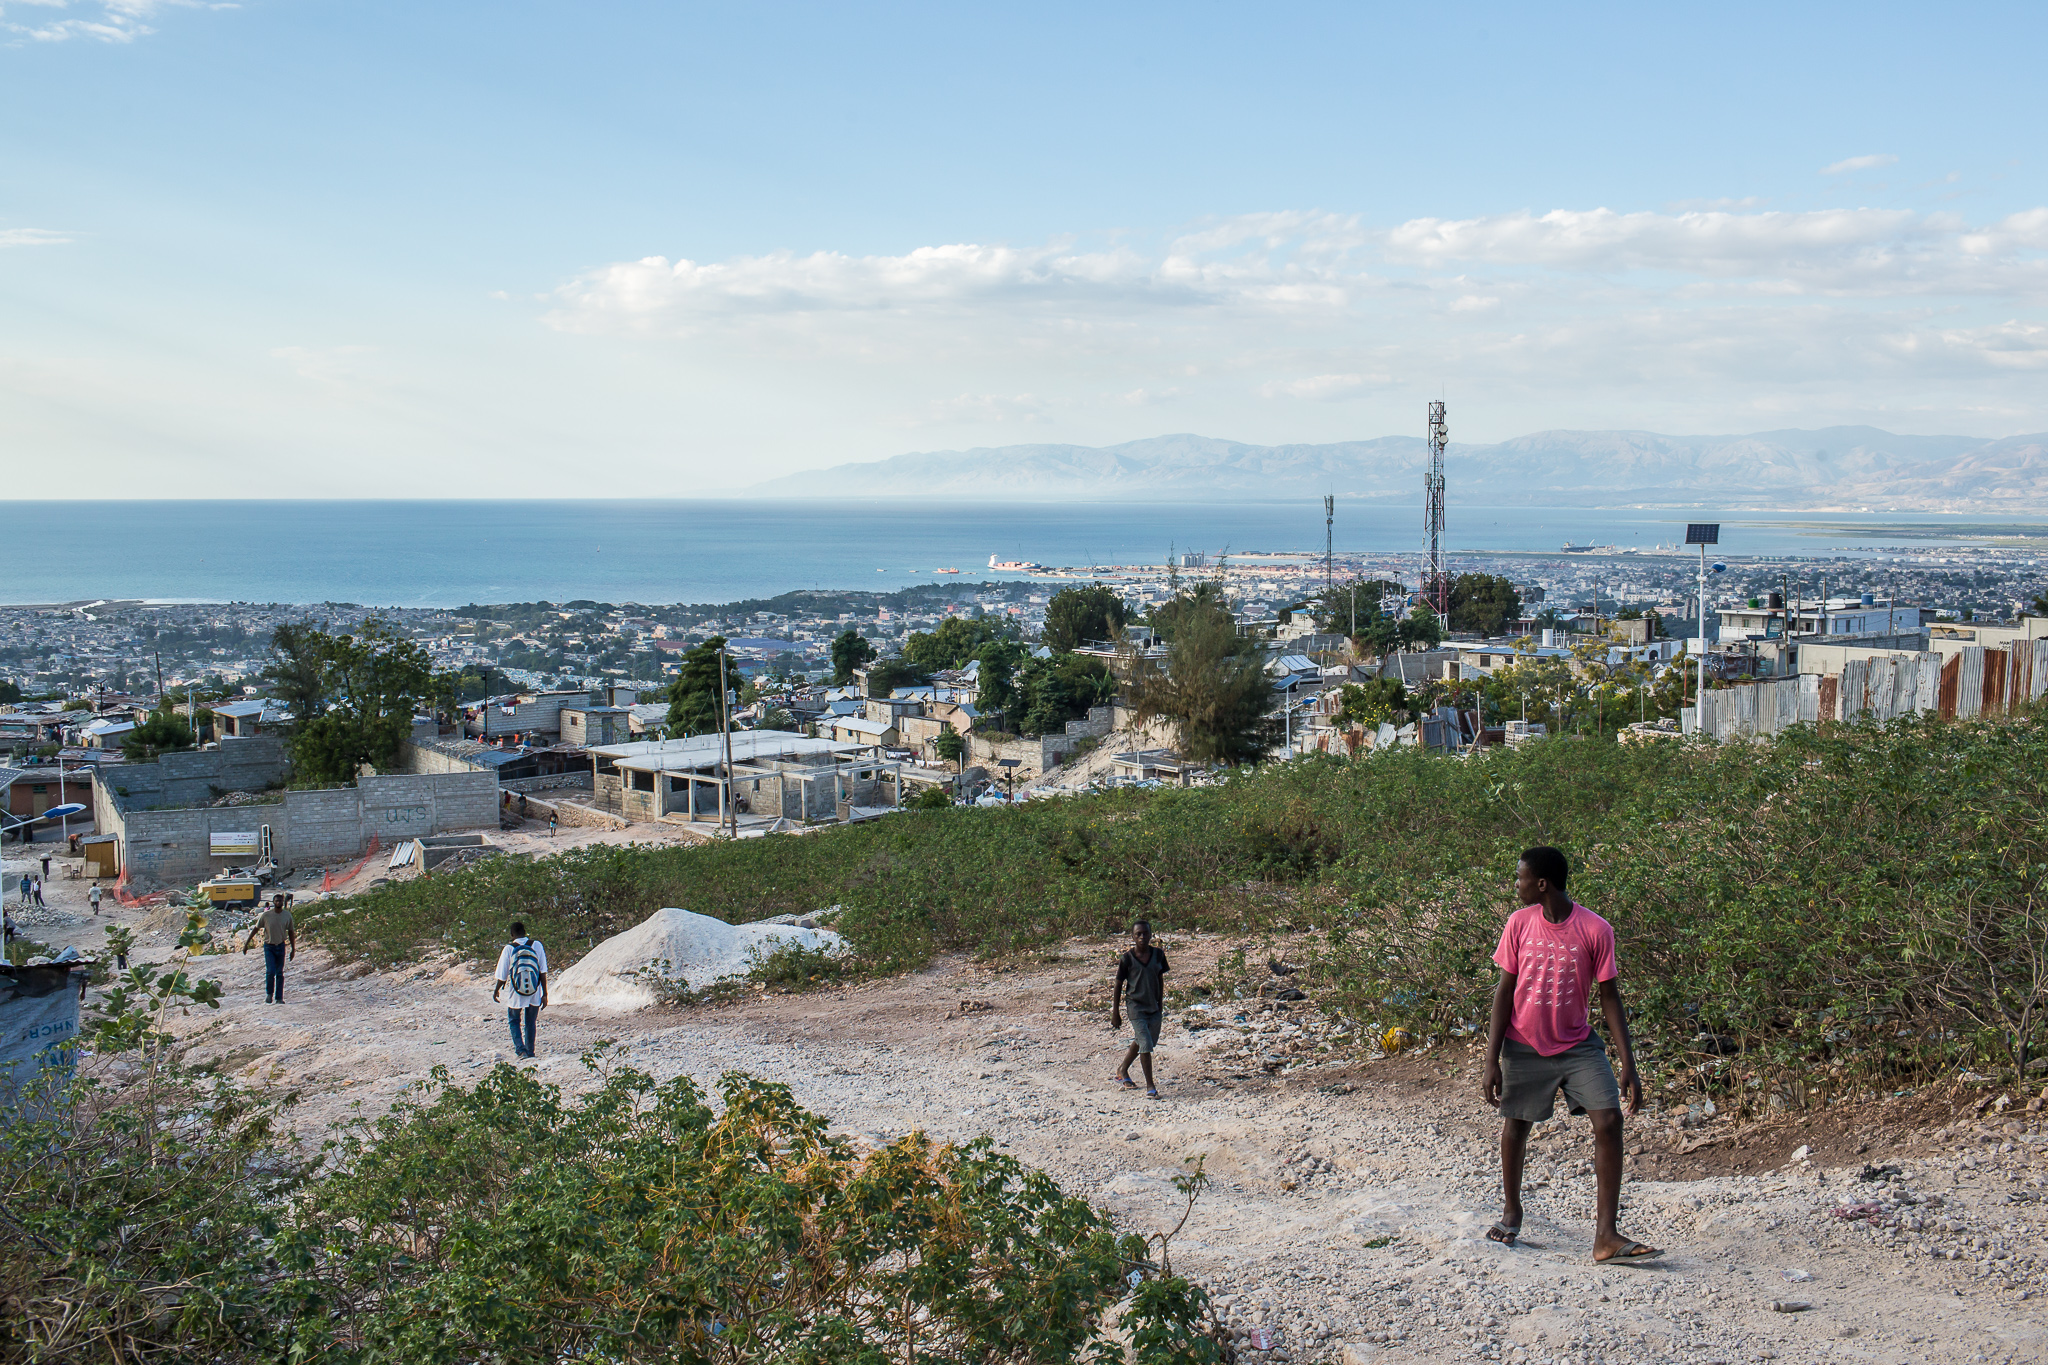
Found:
[631,770,655,792]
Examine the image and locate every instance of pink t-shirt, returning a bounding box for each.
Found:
[1492,902,1617,1056]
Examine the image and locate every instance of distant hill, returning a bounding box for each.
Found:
[744,427,2048,510]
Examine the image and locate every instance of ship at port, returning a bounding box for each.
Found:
[932,566,961,574]
[987,555,1044,571]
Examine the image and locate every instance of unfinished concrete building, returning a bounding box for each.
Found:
[589,730,905,831]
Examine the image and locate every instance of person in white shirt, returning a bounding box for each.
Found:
[492,921,549,1059]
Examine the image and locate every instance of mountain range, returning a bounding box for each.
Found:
[745,428,2048,511]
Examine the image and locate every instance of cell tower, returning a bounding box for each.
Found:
[1423,401,1449,615]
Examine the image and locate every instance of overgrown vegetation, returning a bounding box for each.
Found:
[313,709,2048,1112]
[2,924,1224,1362]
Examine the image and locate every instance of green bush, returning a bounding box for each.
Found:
[3,1041,1223,1362]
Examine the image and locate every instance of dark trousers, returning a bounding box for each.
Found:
[263,944,286,1002]
[507,1005,538,1057]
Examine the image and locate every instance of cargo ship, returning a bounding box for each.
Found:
[987,555,1044,571]
[932,566,961,574]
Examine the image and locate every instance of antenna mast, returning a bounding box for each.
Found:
[1324,494,1334,594]
[1424,401,1449,615]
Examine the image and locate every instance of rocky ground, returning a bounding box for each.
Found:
[17,850,2048,1365]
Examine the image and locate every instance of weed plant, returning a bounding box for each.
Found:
[307,711,2048,1111]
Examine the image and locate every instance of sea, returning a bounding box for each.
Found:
[8,500,2043,608]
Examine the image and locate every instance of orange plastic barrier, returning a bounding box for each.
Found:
[321,835,382,893]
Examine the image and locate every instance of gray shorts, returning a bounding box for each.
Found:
[1500,1035,1621,1121]
[1128,1010,1163,1054]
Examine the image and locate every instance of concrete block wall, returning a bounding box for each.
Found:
[109,736,288,809]
[105,767,500,889]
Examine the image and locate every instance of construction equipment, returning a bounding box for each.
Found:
[197,867,263,908]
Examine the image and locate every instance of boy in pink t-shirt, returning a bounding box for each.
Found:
[1482,846,1661,1264]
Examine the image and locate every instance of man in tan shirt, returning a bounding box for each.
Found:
[242,895,296,1004]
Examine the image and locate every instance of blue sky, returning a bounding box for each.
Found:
[3,1,2044,495]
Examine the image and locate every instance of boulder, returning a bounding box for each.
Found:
[550,907,847,1011]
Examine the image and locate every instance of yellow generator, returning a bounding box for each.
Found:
[197,869,262,908]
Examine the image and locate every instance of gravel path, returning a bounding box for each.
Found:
[24,858,2048,1365]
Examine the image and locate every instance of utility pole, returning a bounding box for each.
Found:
[1324,495,1334,597]
[1686,524,1719,718]
[716,648,735,839]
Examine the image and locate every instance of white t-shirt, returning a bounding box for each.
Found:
[494,937,549,1008]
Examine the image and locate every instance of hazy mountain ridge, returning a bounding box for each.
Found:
[746,427,2048,510]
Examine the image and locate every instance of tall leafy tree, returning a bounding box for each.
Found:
[1146,580,1234,644]
[1445,574,1523,637]
[667,636,730,736]
[121,711,198,763]
[1041,586,1130,654]
[1398,603,1445,651]
[830,630,877,685]
[973,639,1026,719]
[1303,577,1407,638]
[1124,601,1279,765]
[1011,654,1117,736]
[263,619,442,785]
[903,615,1015,674]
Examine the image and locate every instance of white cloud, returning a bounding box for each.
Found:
[1821,153,1899,175]
[0,227,69,247]
[540,202,2048,451]
[1,0,232,44]
[1258,373,1385,400]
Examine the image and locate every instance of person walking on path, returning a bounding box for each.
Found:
[241,895,297,1004]
[547,813,558,839]
[1110,919,1169,1099]
[31,876,44,908]
[1483,846,1661,1264]
[39,854,50,879]
[88,882,103,915]
[493,922,548,1059]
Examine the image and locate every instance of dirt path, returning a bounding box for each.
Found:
[23,862,2048,1365]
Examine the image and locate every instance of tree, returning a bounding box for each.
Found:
[1011,654,1116,736]
[1147,579,1234,644]
[2031,590,2048,618]
[1398,603,1444,651]
[121,711,198,763]
[904,615,1015,674]
[1333,678,1408,729]
[1041,586,1130,653]
[865,657,927,696]
[0,679,19,704]
[830,630,876,685]
[909,785,954,810]
[666,636,729,736]
[1304,577,1406,638]
[1124,605,1280,765]
[934,728,966,767]
[974,639,1026,719]
[1446,574,1523,637]
[263,619,440,786]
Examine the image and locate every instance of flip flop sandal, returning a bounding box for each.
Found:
[1485,1222,1520,1246]
[1596,1242,1664,1265]
[1145,1088,1161,1099]
[1112,1075,1137,1088]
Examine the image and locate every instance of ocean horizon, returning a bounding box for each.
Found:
[8,500,2040,609]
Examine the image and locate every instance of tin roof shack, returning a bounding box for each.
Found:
[4,763,94,829]
[589,731,902,831]
[466,689,599,743]
[1109,748,1194,787]
[0,961,89,1115]
[211,699,289,739]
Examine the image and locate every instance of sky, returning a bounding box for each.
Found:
[3,1,2045,497]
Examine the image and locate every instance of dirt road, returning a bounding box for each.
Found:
[21,854,2048,1365]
